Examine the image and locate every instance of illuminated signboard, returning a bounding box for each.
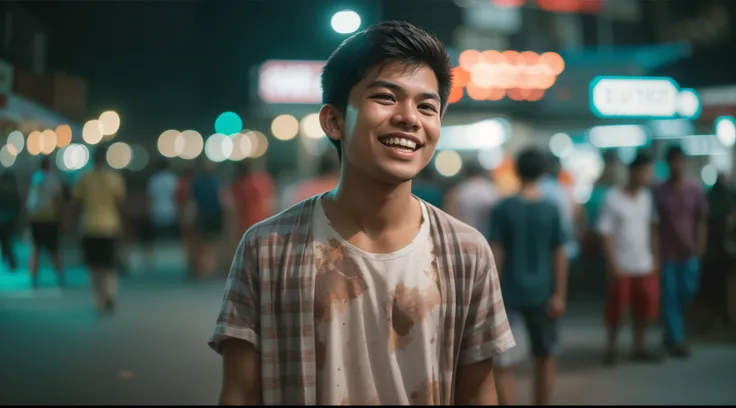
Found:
[590,76,680,118]
[258,60,325,105]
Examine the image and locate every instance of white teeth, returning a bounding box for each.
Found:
[382,137,418,150]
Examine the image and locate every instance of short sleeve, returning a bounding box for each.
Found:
[208,233,261,354]
[596,192,615,236]
[458,241,516,366]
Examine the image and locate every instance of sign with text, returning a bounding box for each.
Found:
[258,60,325,105]
[589,76,680,119]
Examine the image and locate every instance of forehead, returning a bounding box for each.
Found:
[356,61,439,94]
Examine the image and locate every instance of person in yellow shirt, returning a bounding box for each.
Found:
[72,146,126,315]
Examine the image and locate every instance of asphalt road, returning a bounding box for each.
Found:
[0,252,735,405]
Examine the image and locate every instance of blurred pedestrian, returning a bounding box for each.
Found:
[444,161,499,238]
[285,153,339,207]
[71,146,126,315]
[0,170,20,272]
[489,147,568,406]
[143,159,179,269]
[653,145,708,357]
[597,151,661,365]
[26,157,66,288]
[187,159,224,278]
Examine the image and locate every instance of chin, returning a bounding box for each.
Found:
[374,164,419,185]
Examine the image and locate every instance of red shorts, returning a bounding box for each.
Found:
[604,273,659,326]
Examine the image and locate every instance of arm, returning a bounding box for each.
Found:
[695,191,708,256]
[209,234,262,405]
[455,241,515,405]
[548,210,568,317]
[650,193,660,271]
[596,194,620,278]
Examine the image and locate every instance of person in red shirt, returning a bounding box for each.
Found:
[230,161,275,236]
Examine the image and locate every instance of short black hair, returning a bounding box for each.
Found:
[93,145,107,165]
[629,150,653,169]
[156,159,170,171]
[516,147,547,182]
[321,21,452,159]
[665,145,685,162]
[40,156,51,171]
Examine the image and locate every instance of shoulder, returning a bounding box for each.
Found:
[686,179,705,194]
[424,201,493,266]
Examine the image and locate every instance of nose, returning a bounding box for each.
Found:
[390,103,420,131]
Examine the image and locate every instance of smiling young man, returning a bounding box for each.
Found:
[209,21,515,405]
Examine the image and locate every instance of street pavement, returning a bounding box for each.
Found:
[0,244,735,405]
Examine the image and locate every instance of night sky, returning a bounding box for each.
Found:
[21,0,458,144]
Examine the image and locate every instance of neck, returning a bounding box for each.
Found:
[668,175,684,186]
[624,180,639,193]
[329,167,418,234]
[519,180,542,199]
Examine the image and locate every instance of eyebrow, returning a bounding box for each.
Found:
[366,80,440,103]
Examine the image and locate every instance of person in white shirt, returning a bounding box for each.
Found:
[597,151,661,365]
[144,160,179,268]
[444,162,500,238]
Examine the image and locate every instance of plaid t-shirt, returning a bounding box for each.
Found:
[209,196,514,405]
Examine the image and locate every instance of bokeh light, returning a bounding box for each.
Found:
[178,130,204,160]
[40,130,57,155]
[229,132,254,161]
[55,124,73,148]
[204,133,234,163]
[715,116,736,148]
[271,114,299,141]
[331,10,361,34]
[301,113,325,139]
[245,130,268,158]
[434,150,463,177]
[99,110,121,136]
[60,143,90,172]
[7,131,24,154]
[27,131,42,156]
[158,129,184,158]
[128,145,150,172]
[0,145,16,168]
[83,120,104,145]
[549,132,573,158]
[214,112,243,135]
[107,142,132,170]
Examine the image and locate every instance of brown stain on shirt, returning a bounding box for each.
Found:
[386,279,441,352]
[314,239,368,368]
[410,374,440,405]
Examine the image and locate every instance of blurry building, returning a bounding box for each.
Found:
[0,2,88,178]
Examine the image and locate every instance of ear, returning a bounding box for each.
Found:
[319,104,343,143]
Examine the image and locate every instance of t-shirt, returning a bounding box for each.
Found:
[147,170,178,227]
[207,196,516,405]
[27,170,62,222]
[191,173,222,219]
[73,168,126,237]
[312,199,443,404]
[489,195,564,309]
[597,187,656,276]
[539,175,577,259]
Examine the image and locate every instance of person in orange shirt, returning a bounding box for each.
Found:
[287,154,340,207]
[230,161,275,236]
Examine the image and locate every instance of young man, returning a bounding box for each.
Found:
[597,151,661,365]
[488,147,567,406]
[143,159,179,268]
[27,157,66,288]
[72,146,126,314]
[210,21,515,405]
[653,145,707,357]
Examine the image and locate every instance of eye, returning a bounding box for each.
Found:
[371,93,396,102]
[419,103,438,113]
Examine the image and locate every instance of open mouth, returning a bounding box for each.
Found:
[379,136,422,153]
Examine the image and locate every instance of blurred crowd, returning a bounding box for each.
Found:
[0,144,735,342]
